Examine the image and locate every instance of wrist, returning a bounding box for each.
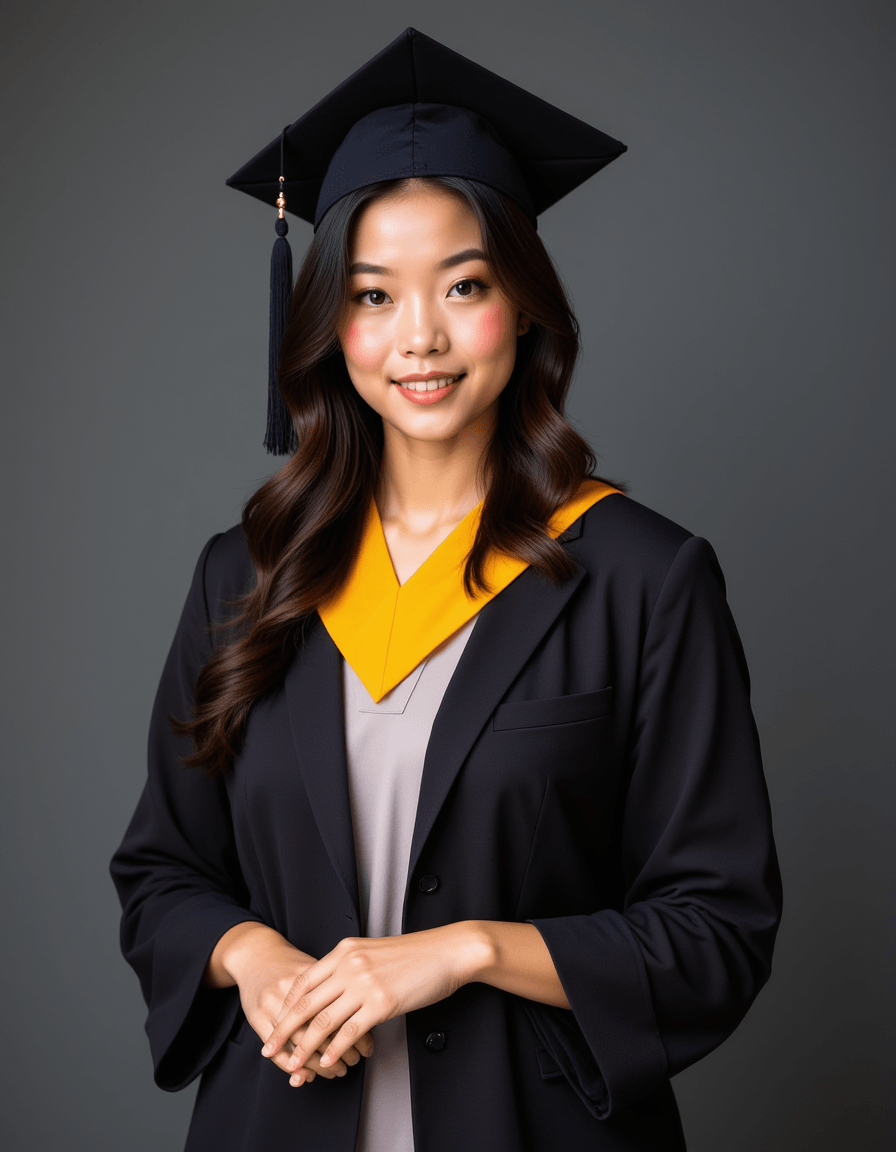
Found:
[452,920,498,986]
[223,922,282,984]
[456,920,571,1009]
[204,920,273,989]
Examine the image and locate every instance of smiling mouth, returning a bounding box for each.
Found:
[392,373,466,392]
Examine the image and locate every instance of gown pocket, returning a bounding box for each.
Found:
[492,686,613,731]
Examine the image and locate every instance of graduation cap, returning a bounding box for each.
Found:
[226,26,627,454]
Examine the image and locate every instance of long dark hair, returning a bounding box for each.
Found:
[172,175,626,778]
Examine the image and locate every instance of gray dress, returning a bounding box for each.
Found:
[343,612,480,1152]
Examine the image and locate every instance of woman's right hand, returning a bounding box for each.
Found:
[205,921,375,1084]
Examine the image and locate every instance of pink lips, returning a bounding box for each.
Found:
[393,373,465,405]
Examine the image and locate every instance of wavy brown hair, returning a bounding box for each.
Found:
[172,175,626,778]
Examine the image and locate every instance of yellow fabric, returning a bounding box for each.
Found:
[318,479,622,702]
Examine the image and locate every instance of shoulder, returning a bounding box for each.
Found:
[196,522,255,623]
[566,491,727,606]
[569,491,692,570]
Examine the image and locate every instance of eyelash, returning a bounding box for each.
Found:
[353,278,489,308]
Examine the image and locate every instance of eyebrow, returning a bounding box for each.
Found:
[349,247,487,276]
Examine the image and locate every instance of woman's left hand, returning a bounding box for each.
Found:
[260,923,488,1084]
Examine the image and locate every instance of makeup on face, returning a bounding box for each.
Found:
[470,305,508,358]
[338,187,522,440]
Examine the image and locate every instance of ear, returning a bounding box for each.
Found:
[517,315,531,337]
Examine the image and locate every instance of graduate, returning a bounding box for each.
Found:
[110,26,783,1152]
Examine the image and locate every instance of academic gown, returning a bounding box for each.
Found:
[109,489,783,1152]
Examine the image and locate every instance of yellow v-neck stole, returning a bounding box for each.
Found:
[318,479,621,703]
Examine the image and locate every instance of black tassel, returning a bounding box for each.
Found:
[264,140,295,455]
[265,214,294,454]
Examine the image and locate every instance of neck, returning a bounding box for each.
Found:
[376,410,495,533]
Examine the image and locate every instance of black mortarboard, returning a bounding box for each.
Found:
[226,26,627,453]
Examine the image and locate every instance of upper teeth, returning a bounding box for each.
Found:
[397,375,460,392]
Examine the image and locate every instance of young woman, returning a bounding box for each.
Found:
[110,27,782,1152]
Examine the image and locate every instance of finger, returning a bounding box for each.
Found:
[304,1023,376,1071]
[283,1037,371,1086]
[314,1010,379,1072]
[263,976,346,1060]
[277,1032,350,1081]
[288,1067,317,1086]
[309,1026,357,1073]
[299,1052,347,1081]
[259,1034,336,1083]
[284,1032,350,1082]
[275,1046,348,1080]
[271,950,344,1033]
[286,1042,318,1085]
[289,1054,347,1087]
[287,1033,354,1087]
[284,991,362,1071]
[249,1024,334,1086]
[252,1023,293,1073]
[307,1036,350,1079]
[266,1038,309,1078]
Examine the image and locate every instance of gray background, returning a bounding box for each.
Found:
[2,1,893,1148]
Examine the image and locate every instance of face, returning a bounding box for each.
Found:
[336,184,529,452]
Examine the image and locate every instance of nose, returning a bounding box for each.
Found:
[398,293,448,358]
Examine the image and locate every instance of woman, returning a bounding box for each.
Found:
[110,27,782,1152]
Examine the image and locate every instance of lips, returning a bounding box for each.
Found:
[392,373,466,392]
[393,371,465,382]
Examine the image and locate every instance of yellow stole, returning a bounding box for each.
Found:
[318,479,621,703]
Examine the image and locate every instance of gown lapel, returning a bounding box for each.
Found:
[284,617,361,917]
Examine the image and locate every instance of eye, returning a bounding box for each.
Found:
[355,288,391,307]
[448,278,487,298]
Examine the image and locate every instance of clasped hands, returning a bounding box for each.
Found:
[228,922,485,1088]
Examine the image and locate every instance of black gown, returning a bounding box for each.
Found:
[110,491,783,1150]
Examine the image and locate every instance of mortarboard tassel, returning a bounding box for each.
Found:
[264,132,295,455]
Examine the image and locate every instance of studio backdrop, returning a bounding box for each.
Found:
[1,2,893,1149]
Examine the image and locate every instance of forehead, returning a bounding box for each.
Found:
[350,186,482,262]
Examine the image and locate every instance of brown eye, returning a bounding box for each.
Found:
[363,289,387,306]
[449,278,487,298]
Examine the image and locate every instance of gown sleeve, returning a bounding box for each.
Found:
[524,534,783,1119]
[109,533,266,1091]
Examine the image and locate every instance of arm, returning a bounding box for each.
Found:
[452,920,571,1009]
[109,534,266,1091]
[521,535,783,1118]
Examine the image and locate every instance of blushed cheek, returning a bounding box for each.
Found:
[471,305,509,357]
[342,321,384,371]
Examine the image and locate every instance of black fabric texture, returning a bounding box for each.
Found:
[110,492,782,1150]
[225,26,627,230]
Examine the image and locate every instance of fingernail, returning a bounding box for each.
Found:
[320,1054,331,1066]
[261,1042,274,1056]
[290,1073,304,1087]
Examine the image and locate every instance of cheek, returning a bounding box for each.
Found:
[469,305,510,358]
[342,321,386,372]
